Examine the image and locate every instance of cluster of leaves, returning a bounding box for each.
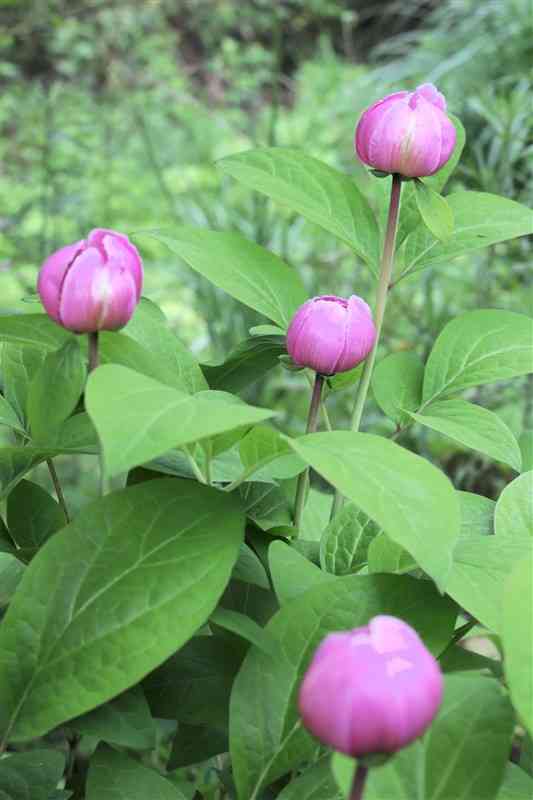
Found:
[0,129,532,799]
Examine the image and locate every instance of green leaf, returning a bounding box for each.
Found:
[0,447,51,500]
[0,395,24,434]
[143,635,243,728]
[495,472,533,538]
[276,756,342,800]
[414,179,454,241]
[202,336,285,393]
[0,749,65,800]
[0,552,25,607]
[458,491,495,537]
[367,531,416,574]
[237,425,305,485]
[230,573,457,799]
[121,297,207,394]
[519,431,533,473]
[0,314,72,351]
[27,339,85,445]
[423,310,533,404]
[446,534,532,632]
[99,331,189,391]
[497,764,533,800]
[218,147,380,269]
[426,115,467,193]
[410,399,522,471]
[6,480,65,560]
[169,723,227,769]
[289,432,460,589]
[334,673,514,800]
[372,351,424,426]
[320,503,379,575]
[70,686,157,749]
[211,607,278,656]
[502,554,533,735]
[240,481,293,532]
[0,479,244,743]
[2,344,47,426]
[231,543,270,589]
[400,192,533,277]
[86,745,186,800]
[150,227,307,329]
[85,365,274,477]
[269,540,332,604]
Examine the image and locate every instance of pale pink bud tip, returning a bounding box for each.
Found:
[355,83,456,178]
[298,615,443,757]
[286,294,376,376]
[37,228,143,333]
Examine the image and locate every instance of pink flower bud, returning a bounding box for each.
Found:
[286,295,375,376]
[355,83,456,178]
[37,228,143,333]
[298,615,443,757]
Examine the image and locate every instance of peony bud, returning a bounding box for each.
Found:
[355,83,456,178]
[37,228,143,333]
[286,294,375,376]
[298,615,443,757]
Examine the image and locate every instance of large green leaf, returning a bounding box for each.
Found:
[202,335,285,393]
[70,686,157,749]
[0,749,65,800]
[495,472,533,538]
[458,491,495,537]
[86,746,186,800]
[423,310,533,404]
[333,673,514,800]
[0,314,72,351]
[446,534,532,632]
[372,351,424,427]
[6,480,65,560]
[498,764,533,800]
[237,425,305,485]
[0,553,25,607]
[502,555,533,735]
[268,540,332,604]
[367,531,416,575]
[85,365,274,477]
[218,147,380,269]
[230,573,457,800]
[0,395,24,434]
[0,447,52,500]
[289,432,460,588]
[410,399,522,471]
[2,343,47,426]
[399,192,533,277]
[0,478,244,743]
[320,503,379,575]
[151,227,307,329]
[276,756,342,800]
[414,179,454,242]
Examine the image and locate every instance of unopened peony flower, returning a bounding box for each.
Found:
[298,615,443,757]
[37,228,143,333]
[355,83,456,178]
[286,295,376,376]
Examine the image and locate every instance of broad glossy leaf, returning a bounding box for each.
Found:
[239,481,293,532]
[320,503,379,575]
[152,227,307,329]
[410,399,522,471]
[269,540,332,603]
[0,314,71,351]
[497,764,533,800]
[70,686,156,749]
[211,607,278,656]
[495,472,533,538]
[230,574,457,799]
[237,425,305,485]
[0,447,51,500]
[218,147,380,269]
[400,192,533,277]
[0,553,25,607]
[446,534,532,632]
[520,431,533,472]
[276,756,342,800]
[414,179,454,241]
[27,340,85,444]
[86,365,274,477]
[86,745,186,800]
[423,310,533,403]
[99,332,188,391]
[458,491,495,537]
[0,479,244,743]
[231,543,270,589]
[289,432,460,588]
[372,351,424,426]
[0,749,65,800]
[7,480,65,560]
[0,395,24,434]
[2,343,47,425]
[367,532,416,574]
[202,336,285,393]
[502,555,533,735]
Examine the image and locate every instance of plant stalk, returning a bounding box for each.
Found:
[88,331,99,372]
[46,457,70,523]
[330,173,402,520]
[350,764,369,800]
[293,373,324,532]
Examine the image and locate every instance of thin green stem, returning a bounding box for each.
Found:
[185,446,207,484]
[330,174,403,520]
[46,457,69,523]
[293,373,324,532]
[350,764,369,800]
[88,331,99,373]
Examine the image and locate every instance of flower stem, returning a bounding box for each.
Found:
[46,457,70,523]
[88,331,99,373]
[293,373,324,532]
[330,173,402,520]
[350,764,369,800]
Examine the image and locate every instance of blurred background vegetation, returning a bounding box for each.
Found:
[0,0,532,507]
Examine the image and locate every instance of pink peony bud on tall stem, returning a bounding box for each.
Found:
[299,616,444,798]
[355,83,456,178]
